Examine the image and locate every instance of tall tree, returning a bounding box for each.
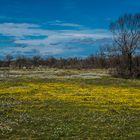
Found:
[110,14,140,77]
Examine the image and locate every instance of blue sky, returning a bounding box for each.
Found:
[0,0,139,58]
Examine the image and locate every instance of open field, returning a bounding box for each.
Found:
[0,69,140,139]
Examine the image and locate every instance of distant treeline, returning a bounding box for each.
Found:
[0,55,110,69]
[0,54,140,78]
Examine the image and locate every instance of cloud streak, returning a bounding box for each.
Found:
[0,22,112,57]
[48,20,83,28]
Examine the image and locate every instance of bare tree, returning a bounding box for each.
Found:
[4,54,13,67]
[110,14,140,77]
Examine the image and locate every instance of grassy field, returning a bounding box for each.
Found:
[0,69,140,140]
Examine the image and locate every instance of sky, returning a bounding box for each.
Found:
[0,0,139,58]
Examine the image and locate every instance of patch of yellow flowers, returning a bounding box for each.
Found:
[0,81,140,111]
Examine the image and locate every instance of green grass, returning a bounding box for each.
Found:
[0,69,140,139]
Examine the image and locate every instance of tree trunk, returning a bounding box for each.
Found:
[128,53,132,76]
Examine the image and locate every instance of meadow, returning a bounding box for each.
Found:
[0,69,140,139]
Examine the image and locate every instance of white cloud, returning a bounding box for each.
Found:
[14,29,111,46]
[0,22,112,57]
[50,22,83,28]
[0,23,40,28]
[48,20,84,28]
[0,22,54,38]
[47,20,84,28]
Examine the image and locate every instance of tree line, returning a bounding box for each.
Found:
[0,53,140,78]
[0,55,110,69]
